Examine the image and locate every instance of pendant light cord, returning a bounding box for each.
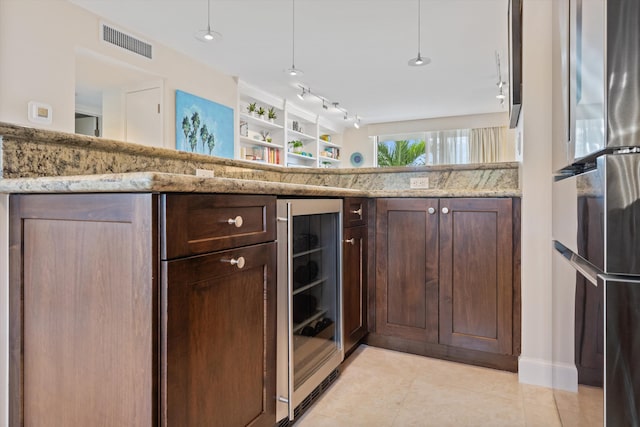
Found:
[292,0,296,67]
[417,0,421,54]
[207,0,211,32]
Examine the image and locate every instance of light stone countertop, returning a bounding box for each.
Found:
[0,172,521,198]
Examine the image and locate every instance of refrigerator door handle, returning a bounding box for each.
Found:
[285,202,295,421]
[554,240,600,286]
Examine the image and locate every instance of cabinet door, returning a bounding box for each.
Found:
[343,225,368,353]
[375,199,439,342]
[439,198,513,354]
[163,242,276,427]
[9,194,157,427]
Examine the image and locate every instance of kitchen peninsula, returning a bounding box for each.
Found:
[0,122,521,426]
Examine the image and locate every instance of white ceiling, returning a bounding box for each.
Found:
[69,0,510,126]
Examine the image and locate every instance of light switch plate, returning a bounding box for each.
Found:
[410,177,429,189]
[27,101,52,124]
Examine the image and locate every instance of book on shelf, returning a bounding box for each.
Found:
[241,145,280,165]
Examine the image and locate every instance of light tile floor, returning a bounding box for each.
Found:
[295,345,596,427]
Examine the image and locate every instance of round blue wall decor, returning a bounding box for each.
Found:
[350,152,364,167]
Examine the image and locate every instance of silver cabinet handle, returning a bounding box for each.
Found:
[222,256,245,269]
[344,238,355,245]
[350,207,362,217]
[227,215,243,227]
[442,207,449,214]
[428,207,436,215]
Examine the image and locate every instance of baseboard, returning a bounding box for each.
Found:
[518,356,577,391]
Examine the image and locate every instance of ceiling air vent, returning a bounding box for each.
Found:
[101,23,153,59]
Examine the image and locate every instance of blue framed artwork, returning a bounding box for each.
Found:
[175,90,234,158]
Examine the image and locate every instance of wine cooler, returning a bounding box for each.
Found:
[276,199,343,422]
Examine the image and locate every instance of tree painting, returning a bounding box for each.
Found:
[181,116,191,148]
[200,124,216,154]
[175,90,234,158]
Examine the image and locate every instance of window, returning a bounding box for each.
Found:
[376,137,426,167]
[375,127,508,167]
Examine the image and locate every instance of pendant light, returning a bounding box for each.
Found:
[408,0,431,66]
[285,0,303,76]
[195,0,222,42]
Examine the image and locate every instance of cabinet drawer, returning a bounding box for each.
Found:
[343,198,368,227]
[161,194,276,259]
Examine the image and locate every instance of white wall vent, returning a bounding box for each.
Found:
[101,23,153,59]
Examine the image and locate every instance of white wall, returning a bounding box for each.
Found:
[518,0,554,387]
[341,127,376,168]
[0,0,237,149]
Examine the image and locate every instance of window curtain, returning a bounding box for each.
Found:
[468,126,507,163]
[426,129,470,165]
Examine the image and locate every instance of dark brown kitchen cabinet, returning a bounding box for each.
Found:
[9,193,277,427]
[343,225,368,354]
[343,197,368,228]
[342,198,370,356]
[374,198,439,343]
[369,197,520,371]
[438,198,513,355]
[163,242,276,427]
[9,194,157,426]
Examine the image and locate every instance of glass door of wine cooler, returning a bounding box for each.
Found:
[291,212,340,388]
[276,199,343,421]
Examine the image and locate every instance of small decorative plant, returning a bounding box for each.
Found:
[247,102,257,114]
[288,140,304,153]
[256,106,266,117]
[268,107,277,121]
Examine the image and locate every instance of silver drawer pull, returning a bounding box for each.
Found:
[222,256,246,269]
[350,207,362,217]
[442,207,449,214]
[344,238,355,245]
[428,207,436,215]
[227,215,244,227]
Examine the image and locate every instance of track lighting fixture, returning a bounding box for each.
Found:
[353,115,361,129]
[494,51,507,106]
[408,0,431,67]
[294,85,359,126]
[195,0,222,42]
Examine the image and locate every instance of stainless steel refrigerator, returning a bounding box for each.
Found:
[552,0,640,424]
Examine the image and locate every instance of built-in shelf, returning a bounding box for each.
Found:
[240,112,284,130]
[288,152,315,161]
[318,156,340,163]
[288,129,316,141]
[319,140,340,149]
[240,136,281,149]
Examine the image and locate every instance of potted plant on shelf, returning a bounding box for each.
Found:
[288,140,304,154]
[268,107,277,123]
[256,106,266,119]
[247,102,257,116]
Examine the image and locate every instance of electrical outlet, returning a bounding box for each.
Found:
[410,177,429,189]
[195,169,215,178]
